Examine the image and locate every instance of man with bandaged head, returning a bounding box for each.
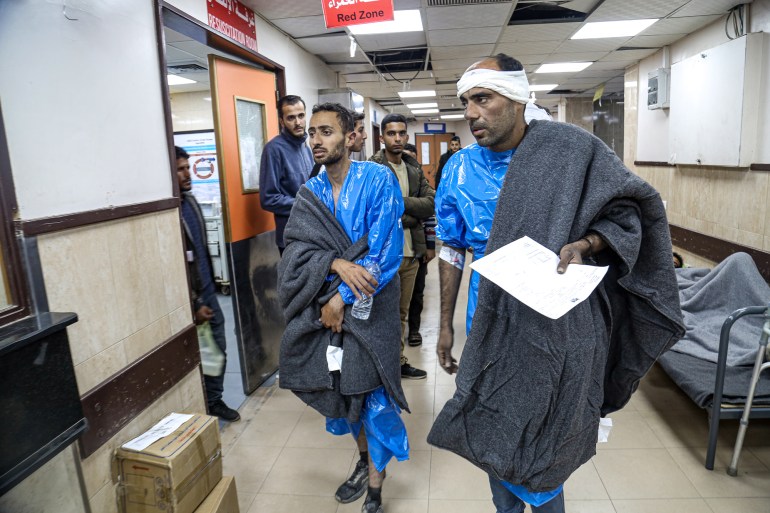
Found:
[428,54,684,512]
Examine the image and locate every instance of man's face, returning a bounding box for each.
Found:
[308,111,351,166]
[460,59,523,152]
[176,157,191,191]
[381,122,407,155]
[351,119,367,153]
[279,102,307,138]
[449,140,461,153]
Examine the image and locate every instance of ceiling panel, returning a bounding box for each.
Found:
[164,28,192,44]
[625,33,687,47]
[601,48,658,61]
[272,15,334,38]
[243,0,322,19]
[672,0,745,17]
[543,51,609,62]
[498,23,582,43]
[428,27,503,46]
[556,37,632,53]
[430,44,495,60]
[295,34,350,54]
[638,15,722,36]
[165,45,199,64]
[355,33,427,51]
[432,57,486,71]
[586,0,689,22]
[425,4,513,30]
[495,39,562,56]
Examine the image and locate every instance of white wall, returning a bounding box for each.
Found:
[0,1,173,220]
[751,0,770,163]
[170,91,215,132]
[166,0,337,111]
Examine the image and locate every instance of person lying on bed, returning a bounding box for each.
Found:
[277,102,409,513]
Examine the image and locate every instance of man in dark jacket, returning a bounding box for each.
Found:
[176,146,240,422]
[370,114,435,380]
[259,95,313,255]
[435,136,461,191]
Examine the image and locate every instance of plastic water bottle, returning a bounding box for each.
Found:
[351,258,381,320]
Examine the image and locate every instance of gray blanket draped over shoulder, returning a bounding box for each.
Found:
[427,120,685,492]
[277,186,407,421]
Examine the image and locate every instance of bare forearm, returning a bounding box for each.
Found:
[439,251,464,331]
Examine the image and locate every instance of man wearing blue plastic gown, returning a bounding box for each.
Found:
[303,103,408,513]
[434,55,566,513]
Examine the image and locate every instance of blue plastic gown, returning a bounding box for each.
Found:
[306,161,405,304]
[434,144,514,334]
[326,386,410,472]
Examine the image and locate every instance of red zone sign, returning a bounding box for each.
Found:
[322,0,395,29]
[207,0,257,52]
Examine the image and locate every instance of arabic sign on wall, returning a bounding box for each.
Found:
[322,0,395,29]
[207,0,257,52]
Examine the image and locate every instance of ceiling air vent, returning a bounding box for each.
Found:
[427,0,509,6]
[509,0,592,25]
[365,47,432,75]
[167,63,208,74]
[549,89,581,95]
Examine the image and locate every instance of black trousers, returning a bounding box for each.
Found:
[408,258,428,335]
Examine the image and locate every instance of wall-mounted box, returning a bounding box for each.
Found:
[669,33,766,167]
[647,67,670,110]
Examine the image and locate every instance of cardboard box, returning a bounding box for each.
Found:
[116,414,222,513]
[194,475,239,513]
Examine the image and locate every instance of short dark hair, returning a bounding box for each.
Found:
[403,143,417,153]
[381,113,407,132]
[492,53,524,72]
[352,111,365,122]
[175,146,189,160]
[312,102,355,133]
[450,136,461,143]
[673,252,684,268]
[278,95,305,117]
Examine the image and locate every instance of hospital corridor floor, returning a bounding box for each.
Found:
[220,258,770,513]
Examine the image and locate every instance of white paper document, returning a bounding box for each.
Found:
[469,236,608,320]
[122,412,194,451]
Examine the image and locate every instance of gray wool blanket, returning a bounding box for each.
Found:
[277,186,407,421]
[427,120,685,492]
[671,252,770,366]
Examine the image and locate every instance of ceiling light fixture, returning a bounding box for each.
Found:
[348,10,423,35]
[441,114,465,120]
[398,90,436,98]
[535,62,592,73]
[572,19,658,39]
[349,35,357,58]
[167,74,196,85]
[411,108,439,114]
[406,102,438,109]
[529,84,558,92]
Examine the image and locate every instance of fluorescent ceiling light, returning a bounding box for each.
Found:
[348,10,422,35]
[406,102,438,109]
[167,74,196,85]
[441,114,465,119]
[411,109,439,114]
[529,84,558,92]
[572,19,658,39]
[535,62,592,73]
[398,90,436,98]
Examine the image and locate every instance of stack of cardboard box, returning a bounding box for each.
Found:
[114,413,239,513]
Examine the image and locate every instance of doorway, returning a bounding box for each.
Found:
[415,133,454,188]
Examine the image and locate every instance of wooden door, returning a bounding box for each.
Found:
[415,133,454,188]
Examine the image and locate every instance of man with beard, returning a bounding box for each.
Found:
[259,95,313,255]
[429,54,683,512]
[309,110,367,179]
[278,103,409,513]
[176,146,240,422]
[434,136,461,191]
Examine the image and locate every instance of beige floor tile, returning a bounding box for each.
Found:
[427,499,495,513]
[612,498,714,513]
[433,385,457,414]
[749,446,770,468]
[564,460,610,500]
[637,409,715,448]
[403,413,434,451]
[247,493,339,513]
[220,417,249,457]
[259,386,309,412]
[565,500,616,513]
[285,408,357,449]
[337,498,429,513]
[385,450,431,499]
[429,451,492,500]
[667,447,770,498]
[237,493,255,513]
[222,445,282,494]
[627,365,702,415]
[260,447,356,496]
[706,497,770,513]
[665,445,767,472]
[236,410,303,447]
[435,366,458,386]
[597,410,663,450]
[403,385,436,415]
[592,449,699,499]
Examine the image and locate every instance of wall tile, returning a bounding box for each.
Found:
[170,305,193,335]
[154,210,190,315]
[736,229,764,250]
[74,341,128,393]
[89,482,119,513]
[122,315,172,363]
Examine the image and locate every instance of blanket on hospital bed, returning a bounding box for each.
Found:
[669,252,770,366]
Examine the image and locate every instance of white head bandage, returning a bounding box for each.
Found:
[457,68,530,104]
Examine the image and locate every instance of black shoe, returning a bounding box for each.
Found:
[208,400,240,422]
[407,332,422,347]
[361,492,383,513]
[335,460,369,503]
[401,363,427,380]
